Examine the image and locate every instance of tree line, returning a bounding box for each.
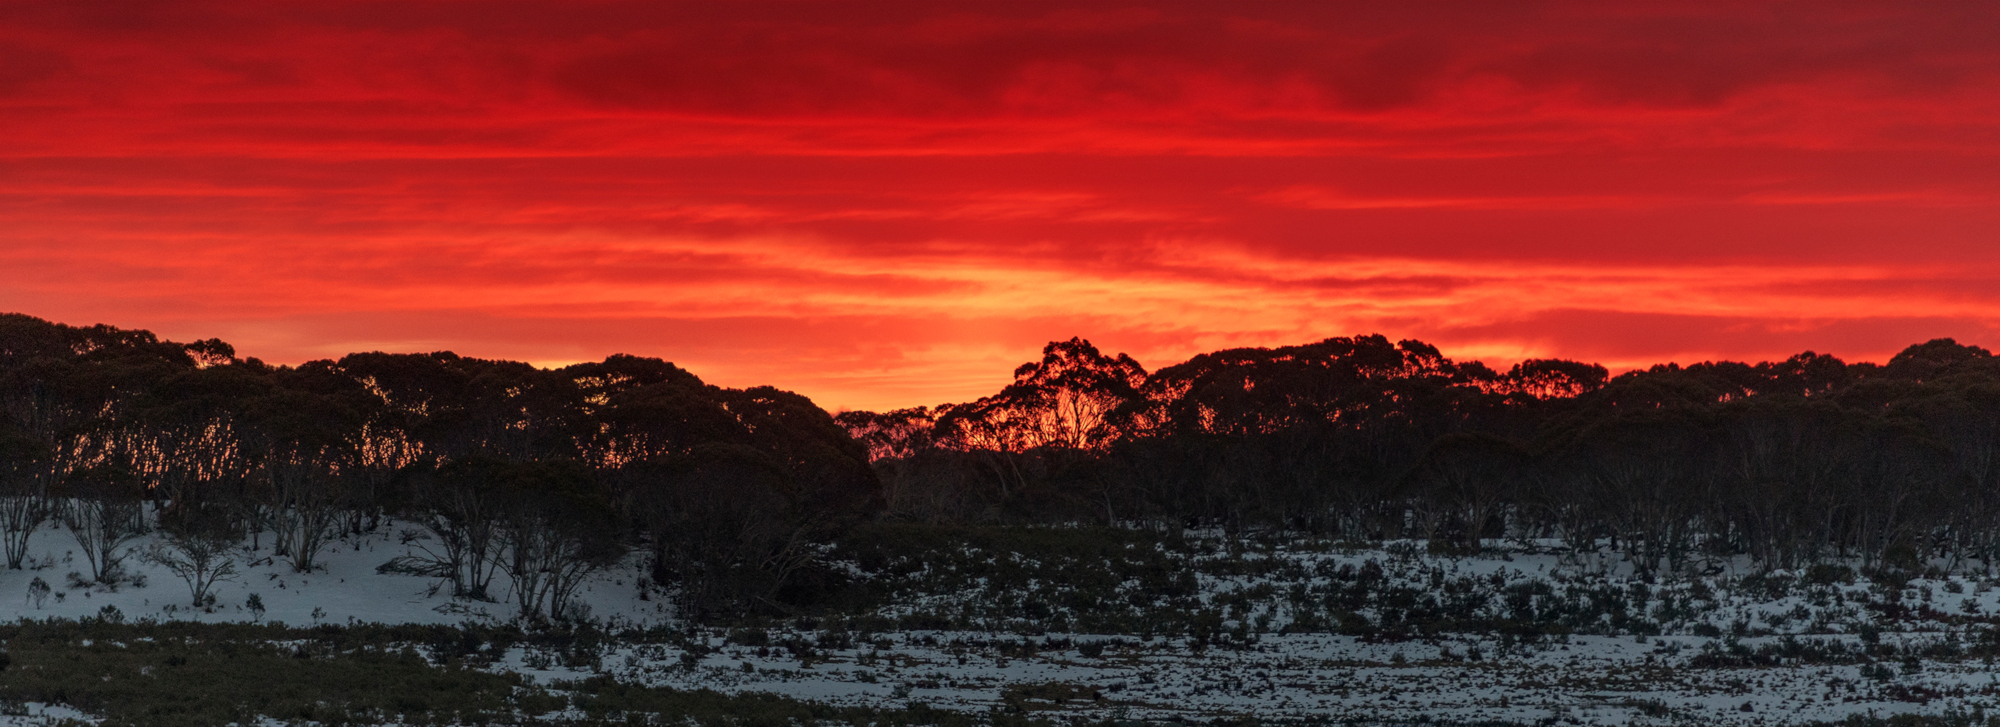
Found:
[0,314,876,620]
[7,310,2000,622]
[838,335,2000,578]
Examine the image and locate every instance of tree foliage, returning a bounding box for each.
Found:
[841,334,2000,577]
[13,309,2000,615]
[0,314,879,617]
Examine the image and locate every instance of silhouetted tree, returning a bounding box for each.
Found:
[403,456,508,600]
[0,424,48,569]
[55,464,146,583]
[146,501,240,607]
[492,459,623,622]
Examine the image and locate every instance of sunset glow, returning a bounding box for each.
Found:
[5,2,1999,410]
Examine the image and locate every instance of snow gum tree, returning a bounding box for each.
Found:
[55,464,146,583]
[0,426,49,569]
[145,502,240,607]
[262,449,345,573]
[243,385,357,573]
[493,459,623,622]
[404,456,506,600]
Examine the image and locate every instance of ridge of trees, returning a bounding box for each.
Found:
[838,335,2000,578]
[0,313,877,620]
[5,311,2000,620]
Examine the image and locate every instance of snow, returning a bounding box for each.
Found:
[0,701,98,726]
[9,525,2000,725]
[534,628,1991,725]
[0,518,670,629]
[501,536,2000,725]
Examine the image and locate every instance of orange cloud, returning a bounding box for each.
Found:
[3,2,2000,410]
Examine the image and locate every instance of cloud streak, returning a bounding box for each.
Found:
[2,2,1998,409]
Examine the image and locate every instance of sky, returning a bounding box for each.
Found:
[4,2,2000,411]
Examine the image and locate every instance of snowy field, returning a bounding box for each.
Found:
[0,519,670,630]
[540,628,1998,726]
[6,522,2000,725]
[489,537,2000,726]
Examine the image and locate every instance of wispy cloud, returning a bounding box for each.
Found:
[3,2,1999,409]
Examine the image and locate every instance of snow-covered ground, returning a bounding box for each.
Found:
[0,518,670,629]
[9,524,2000,725]
[523,628,1997,726]
[0,701,97,726]
[469,535,2000,726]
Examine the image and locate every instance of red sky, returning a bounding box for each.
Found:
[4,2,2000,411]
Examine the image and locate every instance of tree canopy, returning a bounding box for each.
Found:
[9,310,2000,607]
